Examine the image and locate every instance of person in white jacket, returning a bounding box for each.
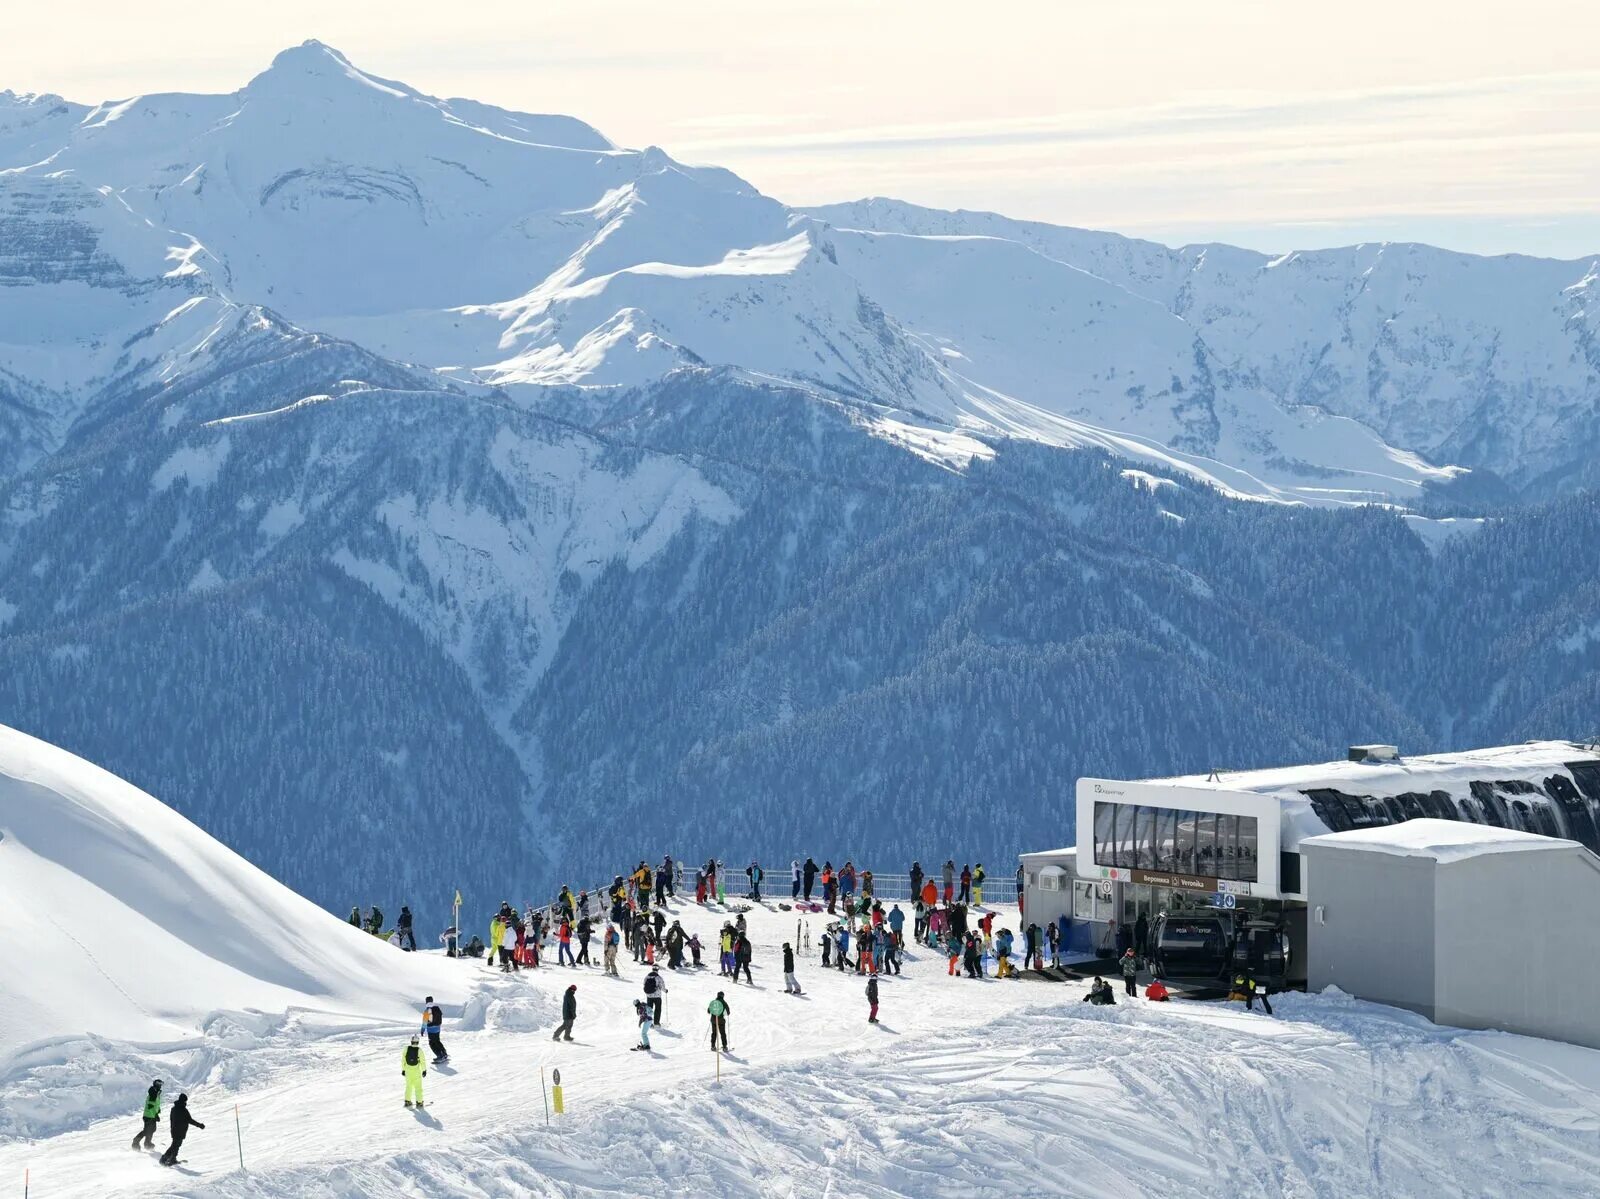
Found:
[791,859,802,900]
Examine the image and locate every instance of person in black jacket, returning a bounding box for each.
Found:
[782,942,802,994]
[734,933,754,984]
[552,984,577,1041]
[159,1093,204,1166]
[909,861,924,903]
[397,906,416,951]
[576,915,593,966]
[866,975,880,1023]
[802,857,819,902]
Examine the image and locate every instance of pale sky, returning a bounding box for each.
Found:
[6,0,1598,258]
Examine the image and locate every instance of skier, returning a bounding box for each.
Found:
[552,984,577,1042]
[734,932,754,984]
[689,932,703,968]
[719,924,735,975]
[802,856,819,902]
[942,860,955,905]
[131,1078,162,1150]
[421,995,448,1063]
[782,942,802,994]
[655,858,670,907]
[836,924,851,972]
[1121,948,1139,997]
[973,863,986,907]
[159,1093,204,1166]
[603,923,621,977]
[644,967,667,1027]
[632,1000,654,1052]
[400,1037,427,1109]
[397,906,416,951]
[666,920,686,969]
[866,974,880,1023]
[489,913,506,972]
[576,914,593,965]
[708,991,730,1052]
[555,917,573,967]
[959,864,972,904]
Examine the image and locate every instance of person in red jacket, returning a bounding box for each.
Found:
[1146,979,1171,1001]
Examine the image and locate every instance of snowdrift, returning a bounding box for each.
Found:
[0,723,463,1067]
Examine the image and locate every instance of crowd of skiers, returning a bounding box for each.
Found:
[205,851,1275,1130]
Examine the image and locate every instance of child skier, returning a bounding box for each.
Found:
[866,975,880,1023]
[402,1036,427,1109]
[632,1000,654,1051]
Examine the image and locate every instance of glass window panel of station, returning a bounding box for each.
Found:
[1176,810,1197,874]
[1156,808,1179,871]
[1195,811,1217,877]
[1238,815,1259,882]
[1094,802,1115,867]
[1214,813,1238,880]
[1135,805,1157,870]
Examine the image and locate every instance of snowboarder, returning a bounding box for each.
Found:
[397,905,416,951]
[802,856,818,901]
[708,991,730,1051]
[421,996,448,1063]
[644,967,667,1027]
[401,1037,427,1109]
[553,984,577,1041]
[866,974,880,1023]
[782,942,802,994]
[160,1093,204,1165]
[632,1000,653,1051]
[131,1078,162,1150]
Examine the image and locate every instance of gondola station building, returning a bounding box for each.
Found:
[1019,740,1600,1048]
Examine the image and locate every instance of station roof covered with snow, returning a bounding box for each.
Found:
[1300,818,1582,863]
[1131,741,1600,855]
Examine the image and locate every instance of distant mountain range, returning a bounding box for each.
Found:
[2,43,1596,919]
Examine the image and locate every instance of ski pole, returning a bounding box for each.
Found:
[235,1103,244,1171]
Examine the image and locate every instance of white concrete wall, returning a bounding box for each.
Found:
[1432,849,1600,1049]
[1305,847,1436,1018]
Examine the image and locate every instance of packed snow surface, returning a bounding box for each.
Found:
[1301,818,1581,862]
[4,731,1600,1195]
[0,723,463,1132]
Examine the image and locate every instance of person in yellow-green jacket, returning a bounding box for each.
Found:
[402,1036,427,1109]
[131,1078,162,1149]
[489,914,505,971]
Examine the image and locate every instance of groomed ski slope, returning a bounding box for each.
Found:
[4,728,1600,1197]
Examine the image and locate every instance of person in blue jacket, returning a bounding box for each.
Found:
[887,904,905,945]
[835,924,851,971]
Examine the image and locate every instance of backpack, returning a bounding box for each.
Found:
[405,1045,420,1068]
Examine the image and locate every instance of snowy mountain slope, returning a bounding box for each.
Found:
[0,723,464,1090]
[811,198,1600,498]
[14,42,1595,503]
[4,855,1600,1197]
